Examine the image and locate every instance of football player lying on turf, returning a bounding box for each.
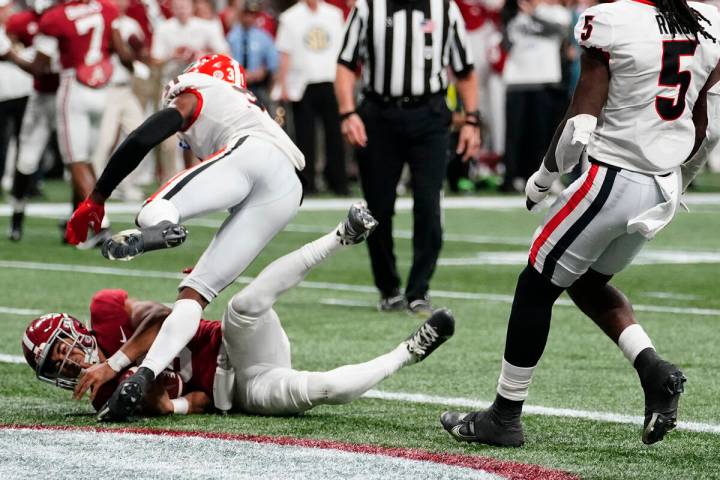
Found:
[441,0,720,447]
[23,210,454,418]
[64,54,309,419]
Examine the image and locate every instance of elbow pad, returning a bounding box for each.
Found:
[555,114,597,173]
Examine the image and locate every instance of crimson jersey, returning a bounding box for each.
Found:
[37,0,119,86]
[88,289,223,410]
[125,0,153,47]
[5,10,59,93]
[455,0,499,31]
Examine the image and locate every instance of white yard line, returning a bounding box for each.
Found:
[0,347,715,435]
[0,307,43,316]
[0,354,25,364]
[1,260,719,317]
[4,194,720,218]
[363,390,720,435]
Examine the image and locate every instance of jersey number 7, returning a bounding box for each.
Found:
[656,40,698,121]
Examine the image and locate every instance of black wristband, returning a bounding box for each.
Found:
[465,110,481,121]
[339,110,357,121]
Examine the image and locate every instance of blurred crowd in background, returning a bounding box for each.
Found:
[2,0,718,205]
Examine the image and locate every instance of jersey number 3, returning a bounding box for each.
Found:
[656,40,698,121]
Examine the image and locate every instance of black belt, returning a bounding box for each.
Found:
[363,91,443,109]
[588,156,621,172]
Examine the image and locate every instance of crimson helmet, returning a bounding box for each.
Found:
[184,53,246,89]
[22,313,99,390]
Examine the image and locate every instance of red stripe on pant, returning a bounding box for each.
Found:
[529,163,600,266]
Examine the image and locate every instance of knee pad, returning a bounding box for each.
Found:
[225,294,265,327]
[136,199,179,228]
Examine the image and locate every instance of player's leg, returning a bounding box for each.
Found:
[236,309,454,416]
[571,235,686,445]
[227,202,377,320]
[104,144,303,420]
[442,164,625,446]
[9,93,51,241]
[304,309,454,408]
[57,79,110,246]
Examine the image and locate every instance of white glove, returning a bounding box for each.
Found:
[555,114,597,173]
[525,163,559,211]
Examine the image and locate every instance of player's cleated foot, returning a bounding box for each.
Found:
[336,201,378,245]
[407,295,434,318]
[76,227,112,250]
[102,221,187,261]
[639,357,686,445]
[8,212,24,241]
[98,366,155,422]
[440,409,525,447]
[403,308,454,362]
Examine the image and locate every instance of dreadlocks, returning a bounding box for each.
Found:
[656,0,717,43]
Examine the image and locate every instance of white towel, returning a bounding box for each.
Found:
[627,168,681,239]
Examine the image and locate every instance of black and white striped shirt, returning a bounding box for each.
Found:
[338,0,474,98]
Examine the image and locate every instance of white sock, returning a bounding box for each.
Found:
[306,344,411,406]
[10,197,26,214]
[101,214,110,229]
[140,299,202,377]
[496,358,536,402]
[617,324,654,364]
[299,230,342,268]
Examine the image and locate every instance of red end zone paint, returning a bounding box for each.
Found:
[2,424,578,480]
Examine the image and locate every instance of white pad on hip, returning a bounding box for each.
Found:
[555,114,597,173]
[137,199,180,227]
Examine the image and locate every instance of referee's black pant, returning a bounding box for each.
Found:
[357,94,451,302]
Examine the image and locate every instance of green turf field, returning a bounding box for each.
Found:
[1,183,719,479]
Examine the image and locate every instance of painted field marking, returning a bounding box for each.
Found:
[363,390,720,435]
[0,307,43,316]
[1,260,718,317]
[0,425,578,480]
[439,250,720,266]
[0,354,25,364]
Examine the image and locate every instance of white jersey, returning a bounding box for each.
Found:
[576,0,720,174]
[163,72,305,170]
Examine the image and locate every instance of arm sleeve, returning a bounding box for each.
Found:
[448,1,474,77]
[95,108,184,197]
[574,6,613,54]
[337,0,367,70]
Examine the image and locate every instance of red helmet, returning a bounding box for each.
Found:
[185,54,246,89]
[22,313,99,390]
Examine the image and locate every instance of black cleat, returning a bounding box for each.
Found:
[440,409,525,447]
[403,308,454,362]
[640,360,686,445]
[102,221,187,261]
[97,366,155,422]
[8,212,24,241]
[336,201,378,245]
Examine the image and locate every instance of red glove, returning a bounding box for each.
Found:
[65,198,105,244]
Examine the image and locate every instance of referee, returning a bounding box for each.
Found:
[335,0,480,316]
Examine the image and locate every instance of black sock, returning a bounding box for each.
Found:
[492,393,524,422]
[634,347,661,383]
[503,265,565,367]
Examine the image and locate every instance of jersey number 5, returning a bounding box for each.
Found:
[656,40,698,121]
[580,16,594,41]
